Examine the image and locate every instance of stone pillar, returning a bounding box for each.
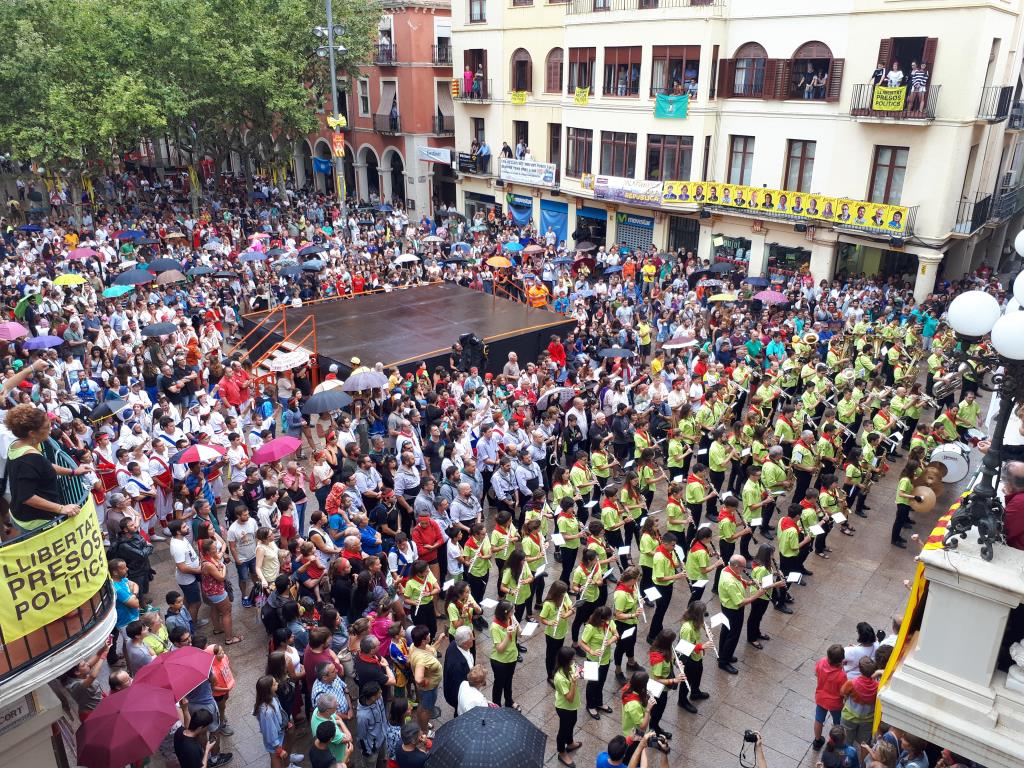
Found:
[294,145,306,190]
[809,231,839,283]
[697,222,713,262]
[914,252,943,303]
[354,162,368,202]
[879,539,1024,768]
[747,231,767,277]
[380,164,393,204]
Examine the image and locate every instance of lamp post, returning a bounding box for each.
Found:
[942,262,1024,560]
[313,1,347,214]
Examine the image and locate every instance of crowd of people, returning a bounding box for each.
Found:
[0,170,1001,768]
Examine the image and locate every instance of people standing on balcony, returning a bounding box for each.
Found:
[472,66,484,99]
[870,59,886,86]
[908,62,929,112]
[4,404,88,534]
[885,60,905,88]
[462,65,473,97]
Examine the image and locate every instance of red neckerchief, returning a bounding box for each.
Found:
[529,532,541,546]
[573,460,588,472]
[799,498,815,510]
[655,544,677,569]
[467,536,483,550]
[358,653,378,663]
[649,650,667,665]
[780,415,793,429]
[614,582,634,594]
[795,438,808,449]
[600,497,618,510]
[725,565,750,587]
[621,690,642,705]
[586,535,604,550]
[689,540,706,555]
[686,472,704,487]
[780,516,798,532]
[558,511,575,520]
[494,524,508,535]
[667,496,681,508]
[636,429,648,442]
[495,616,511,628]
[718,508,736,524]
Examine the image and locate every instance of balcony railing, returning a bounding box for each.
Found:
[1009,103,1024,130]
[373,113,402,135]
[953,194,992,235]
[650,85,698,99]
[991,184,1024,221]
[566,0,722,13]
[434,114,455,135]
[456,78,492,101]
[374,44,397,65]
[977,85,1013,122]
[432,44,452,66]
[850,83,939,121]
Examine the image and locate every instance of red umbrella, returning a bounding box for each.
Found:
[171,443,225,464]
[76,683,180,768]
[134,645,214,700]
[251,435,302,465]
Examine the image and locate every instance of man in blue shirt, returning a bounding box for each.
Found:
[109,558,140,662]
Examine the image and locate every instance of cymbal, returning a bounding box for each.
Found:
[910,485,936,514]
[925,460,949,479]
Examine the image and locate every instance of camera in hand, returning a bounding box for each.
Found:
[743,730,759,743]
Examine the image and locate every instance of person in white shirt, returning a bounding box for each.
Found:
[226,432,250,483]
[457,662,490,715]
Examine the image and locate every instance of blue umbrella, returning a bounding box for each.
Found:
[141,322,177,337]
[112,269,156,286]
[301,259,325,271]
[280,265,302,277]
[249,190,268,200]
[187,266,216,277]
[744,277,770,288]
[266,247,287,258]
[148,258,183,273]
[240,250,267,262]
[604,265,623,274]
[451,242,471,253]
[17,224,42,233]
[552,257,573,265]
[503,242,524,253]
[24,335,64,349]
[103,285,136,298]
[117,229,145,240]
[376,204,394,213]
[273,258,298,269]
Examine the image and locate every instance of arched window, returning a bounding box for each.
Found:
[733,42,767,97]
[790,41,836,100]
[510,48,533,92]
[545,48,563,93]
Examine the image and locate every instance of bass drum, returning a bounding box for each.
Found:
[930,442,970,483]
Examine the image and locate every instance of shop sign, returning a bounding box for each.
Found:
[457,152,478,173]
[615,212,653,230]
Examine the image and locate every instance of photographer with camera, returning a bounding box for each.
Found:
[596,730,669,768]
[740,730,769,768]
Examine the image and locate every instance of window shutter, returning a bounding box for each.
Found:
[526,59,533,92]
[762,59,779,100]
[826,58,844,102]
[775,60,793,99]
[717,59,735,98]
[877,39,893,68]
[922,38,938,70]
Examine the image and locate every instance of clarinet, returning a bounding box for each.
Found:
[510,564,528,603]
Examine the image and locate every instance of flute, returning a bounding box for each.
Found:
[634,583,647,624]
[702,618,720,660]
[468,536,486,573]
[596,622,613,663]
[573,564,599,608]
[672,648,691,695]
[510,564,528,603]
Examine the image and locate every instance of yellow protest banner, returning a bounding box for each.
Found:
[510,91,527,105]
[871,85,907,111]
[574,87,590,106]
[0,497,108,643]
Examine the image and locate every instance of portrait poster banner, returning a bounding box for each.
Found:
[510,91,528,105]
[591,174,663,205]
[871,86,907,111]
[0,497,107,643]
[499,157,558,188]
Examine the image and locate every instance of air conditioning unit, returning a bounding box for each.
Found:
[1002,170,1017,189]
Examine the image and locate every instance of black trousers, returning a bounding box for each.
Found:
[793,469,813,504]
[545,633,563,680]
[613,619,637,666]
[713,539,735,591]
[585,662,609,709]
[682,656,704,696]
[608,529,628,570]
[466,572,488,606]
[739,529,756,560]
[556,707,577,753]
[761,501,776,535]
[559,546,578,585]
[413,603,436,638]
[747,598,769,641]
[490,658,516,707]
[571,600,597,643]
[814,519,833,554]
[649,689,669,734]
[530,575,546,610]
[689,581,706,605]
[892,503,912,543]
[623,519,639,549]
[648,583,673,642]
[719,605,744,664]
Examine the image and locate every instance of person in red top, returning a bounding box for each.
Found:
[547,334,567,371]
[1002,461,1024,551]
[812,644,848,750]
[411,509,444,566]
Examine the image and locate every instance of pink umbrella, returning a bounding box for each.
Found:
[76,683,180,768]
[753,289,789,305]
[0,321,29,340]
[68,247,100,260]
[251,435,302,465]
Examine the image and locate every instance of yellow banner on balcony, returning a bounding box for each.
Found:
[574,87,590,106]
[0,498,107,643]
[871,85,907,111]
[510,91,527,105]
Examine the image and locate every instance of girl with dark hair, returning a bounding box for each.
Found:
[678,601,712,707]
[489,600,520,709]
[580,606,617,719]
[553,646,582,767]
[539,580,574,683]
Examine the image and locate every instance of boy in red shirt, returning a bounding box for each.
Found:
[812,644,848,750]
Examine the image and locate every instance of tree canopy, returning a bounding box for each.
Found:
[0,0,378,173]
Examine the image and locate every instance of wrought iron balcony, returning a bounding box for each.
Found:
[373,114,402,135]
[456,78,492,102]
[374,44,397,65]
[953,194,992,235]
[850,83,939,121]
[566,0,722,13]
[432,45,452,66]
[434,114,454,135]
[977,85,1013,122]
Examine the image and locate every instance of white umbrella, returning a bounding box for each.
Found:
[663,335,699,350]
[422,235,443,243]
[395,253,420,264]
[313,378,346,394]
[266,349,311,372]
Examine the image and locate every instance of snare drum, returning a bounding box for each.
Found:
[931,442,971,483]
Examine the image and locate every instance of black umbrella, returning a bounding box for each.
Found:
[112,269,155,286]
[688,269,711,283]
[709,261,733,274]
[266,247,287,258]
[211,270,236,279]
[280,265,302,277]
[300,388,353,415]
[441,257,467,265]
[187,266,216,277]
[298,244,327,257]
[148,257,183,273]
[141,322,177,337]
[135,237,161,246]
[88,399,129,423]
[598,347,634,358]
[424,706,546,768]
[443,211,467,222]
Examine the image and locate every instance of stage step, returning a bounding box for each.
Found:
[256,340,312,378]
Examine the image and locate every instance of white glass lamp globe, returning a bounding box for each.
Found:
[1015,229,1024,257]
[1014,270,1024,307]
[991,312,1024,360]
[947,290,1001,337]
[1009,297,1021,312]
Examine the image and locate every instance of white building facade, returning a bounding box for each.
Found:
[451,0,1024,299]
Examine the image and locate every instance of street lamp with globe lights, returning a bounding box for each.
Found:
[942,283,1024,560]
[312,4,347,211]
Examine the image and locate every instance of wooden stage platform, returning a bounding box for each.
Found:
[242,283,576,376]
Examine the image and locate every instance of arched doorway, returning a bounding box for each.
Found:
[342,143,356,203]
[298,140,313,191]
[314,139,333,194]
[385,150,406,206]
[358,145,380,202]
